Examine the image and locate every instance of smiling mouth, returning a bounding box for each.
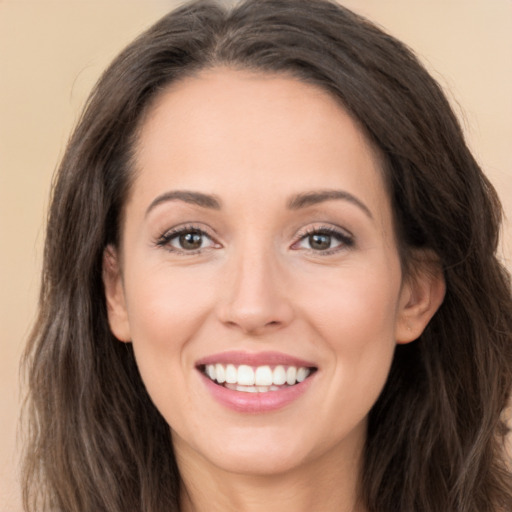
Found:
[199,363,317,393]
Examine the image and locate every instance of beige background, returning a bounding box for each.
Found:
[1,1,511,510]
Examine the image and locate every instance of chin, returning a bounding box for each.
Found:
[174,423,315,477]
[211,443,308,477]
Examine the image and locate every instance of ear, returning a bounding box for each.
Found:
[102,245,131,342]
[395,251,446,344]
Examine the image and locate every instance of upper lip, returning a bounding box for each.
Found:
[195,351,317,368]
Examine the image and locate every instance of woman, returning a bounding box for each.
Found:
[22,0,512,511]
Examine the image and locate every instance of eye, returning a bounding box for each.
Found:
[157,226,218,253]
[292,227,354,254]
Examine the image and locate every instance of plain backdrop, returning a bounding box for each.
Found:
[1,1,511,510]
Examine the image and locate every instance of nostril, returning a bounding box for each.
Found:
[215,267,295,333]
[221,314,286,335]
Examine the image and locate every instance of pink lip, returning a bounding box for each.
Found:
[195,350,317,368]
[199,371,316,413]
[195,351,317,413]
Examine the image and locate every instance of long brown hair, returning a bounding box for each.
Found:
[22,1,512,510]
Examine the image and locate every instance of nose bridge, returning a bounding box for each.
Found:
[218,233,293,333]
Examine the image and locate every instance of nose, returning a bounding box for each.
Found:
[216,245,295,335]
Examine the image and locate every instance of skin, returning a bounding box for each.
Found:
[103,68,445,512]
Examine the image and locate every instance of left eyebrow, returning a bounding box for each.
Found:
[287,189,373,219]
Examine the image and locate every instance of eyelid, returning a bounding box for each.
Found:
[291,224,355,254]
[154,222,354,256]
[155,223,221,254]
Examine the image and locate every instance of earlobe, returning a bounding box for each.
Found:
[395,254,446,344]
[102,245,131,342]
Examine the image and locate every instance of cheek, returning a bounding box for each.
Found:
[122,265,218,405]
[303,264,401,342]
[125,263,218,342]
[301,265,401,404]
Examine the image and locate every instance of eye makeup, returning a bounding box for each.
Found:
[155,224,221,255]
[291,224,355,256]
[154,221,355,258]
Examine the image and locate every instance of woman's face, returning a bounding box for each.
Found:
[104,69,439,478]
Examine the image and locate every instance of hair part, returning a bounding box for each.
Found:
[22,1,512,511]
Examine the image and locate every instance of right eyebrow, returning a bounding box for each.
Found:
[145,190,222,217]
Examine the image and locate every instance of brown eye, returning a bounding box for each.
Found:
[308,233,332,250]
[161,228,217,252]
[292,227,354,254]
[178,231,204,250]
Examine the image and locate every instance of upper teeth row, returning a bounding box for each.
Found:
[204,364,311,386]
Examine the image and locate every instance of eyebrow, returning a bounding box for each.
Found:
[145,190,221,216]
[287,189,373,219]
[145,188,372,219]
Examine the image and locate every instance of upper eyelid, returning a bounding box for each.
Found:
[160,223,216,239]
[294,223,354,240]
[155,227,220,257]
[290,224,355,252]
[156,224,219,250]
[155,222,354,247]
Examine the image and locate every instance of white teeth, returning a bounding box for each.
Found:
[236,384,257,393]
[286,366,297,385]
[206,364,216,380]
[296,367,309,382]
[273,365,286,385]
[224,383,282,393]
[204,363,314,389]
[255,366,273,386]
[225,364,237,384]
[237,365,255,385]
[215,363,225,383]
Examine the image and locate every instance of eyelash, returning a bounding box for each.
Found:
[155,224,354,256]
[292,225,355,255]
[156,224,218,255]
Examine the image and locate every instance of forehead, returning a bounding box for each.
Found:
[129,68,390,220]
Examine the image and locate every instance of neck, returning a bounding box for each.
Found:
[177,434,366,512]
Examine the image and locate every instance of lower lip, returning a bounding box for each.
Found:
[199,371,315,413]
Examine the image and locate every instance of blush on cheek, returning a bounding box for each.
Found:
[130,335,182,424]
